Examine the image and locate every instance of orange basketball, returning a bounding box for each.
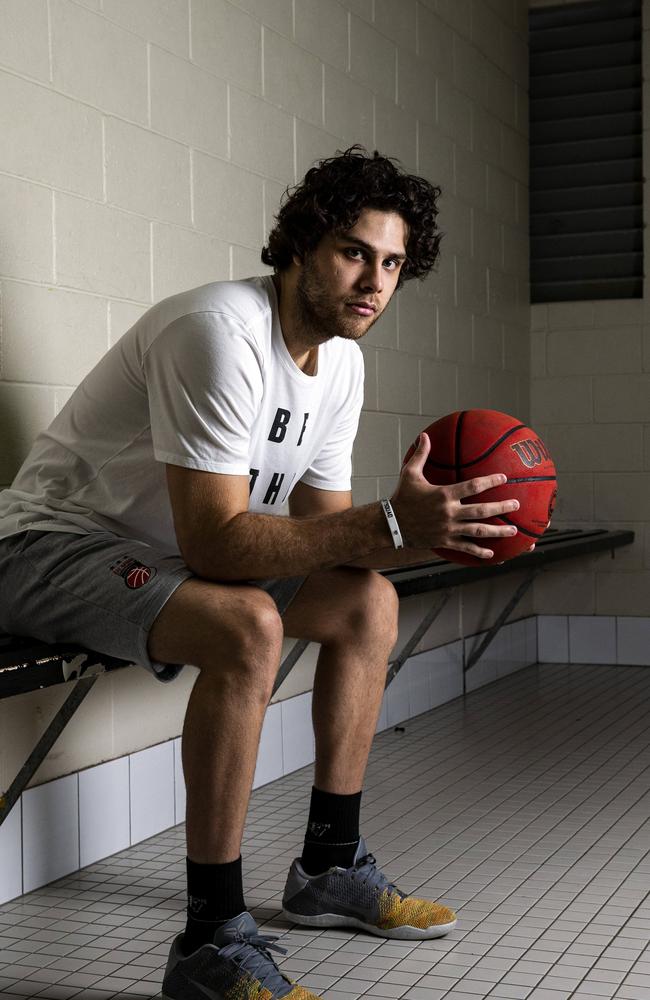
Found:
[403,409,557,567]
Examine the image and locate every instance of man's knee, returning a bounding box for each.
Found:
[341,569,399,648]
[148,578,283,682]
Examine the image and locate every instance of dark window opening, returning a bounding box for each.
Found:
[529,0,643,302]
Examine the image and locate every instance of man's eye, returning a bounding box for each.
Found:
[384,259,399,270]
[346,248,364,259]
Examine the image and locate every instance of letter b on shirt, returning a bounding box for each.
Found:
[269,408,291,443]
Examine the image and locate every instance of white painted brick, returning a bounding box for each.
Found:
[531,303,548,333]
[194,153,264,246]
[0,175,52,283]
[109,300,149,347]
[1,280,108,385]
[551,472,594,523]
[438,302,472,364]
[56,192,150,300]
[397,284,437,358]
[595,474,650,522]
[0,71,103,198]
[369,296,398,349]
[501,123,528,185]
[455,146,487,210]
[471,0,503,65]
[597,573,650,617]
[569,615,616,664]
[352,411,400,477]
[339,0,373,23]
[231,244,272,281]
[192,0,261,95]
[351,477,378,505]
[457,256,488,317]
[295,119,346,183]
[502,223,529,276]
[437,77,472,148]
[375,96,417,172]
[593,298,645,328]
[488,367,518,415]
[417,5,453,78]
[323,65,373,148]
[51,0,147,123]
[230,88,294,182]
[488,268,521,326]
[264,28,322,126]
[485,63,516,128]
[230,0,292,36]
[472,108,502,164]
[106,118,191,225]
[534,567,596,616]
[0,0,50,82]
[420,359,458,416]
[418,124,454,193]
[150,46,228,158]
[349,17,397,103]
[433,0,472,37]
[152,223,229,301]
[376,0,417,50]
[473,209,502,270]
[0,382,56,482]
[547,327,643,376]
[103,0,190,57]
[503,320,529,373]
[453,34,489,106]
[397,52,437,127]
[458,364,490,410]
[502,22,528,89]
[472,313,502,368]
[377,349,420,414]
[547,425,643,473]
[593,374,650,423]
[547,300,594,329]
[530,377,592,425]
[438,195,472,257]
[486,166,517,225]
[294,0,348,71]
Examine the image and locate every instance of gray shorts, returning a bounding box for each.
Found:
[0,528,306,683]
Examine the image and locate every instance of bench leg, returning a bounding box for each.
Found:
[463,568,540,690]
[0,675,98,828]
[385,591,453,689]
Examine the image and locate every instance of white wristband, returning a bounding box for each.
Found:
[380,498,404,550]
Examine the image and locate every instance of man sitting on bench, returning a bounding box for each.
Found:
[0,147,522,1000]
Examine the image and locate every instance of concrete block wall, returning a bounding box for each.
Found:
[0,0,530,785]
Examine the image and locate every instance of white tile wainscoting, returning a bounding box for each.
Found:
[1,613,648,907]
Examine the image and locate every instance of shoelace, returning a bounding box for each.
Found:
[219,930,290,993]
[348,853,407,900]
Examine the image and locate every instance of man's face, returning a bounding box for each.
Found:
[295,207,408,342]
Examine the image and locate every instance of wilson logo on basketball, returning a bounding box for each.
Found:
[110,556,157,589]
[510,437,551,469]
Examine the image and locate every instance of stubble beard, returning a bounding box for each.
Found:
[295,257,381,345]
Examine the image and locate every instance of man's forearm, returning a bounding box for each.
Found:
[190,502,395,581]
[346,547,437,571]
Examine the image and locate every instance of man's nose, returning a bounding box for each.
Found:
[360,260,384,292]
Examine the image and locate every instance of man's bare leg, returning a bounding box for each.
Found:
[147,577,285,864]
[282,566,399,794]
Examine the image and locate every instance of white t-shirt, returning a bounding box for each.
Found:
[0,276,365,554]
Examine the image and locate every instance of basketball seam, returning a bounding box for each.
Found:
[458,423,528,468]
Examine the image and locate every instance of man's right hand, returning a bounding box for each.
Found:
[390,432,521,560]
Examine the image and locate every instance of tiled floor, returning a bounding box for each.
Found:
[1,660,650,1000]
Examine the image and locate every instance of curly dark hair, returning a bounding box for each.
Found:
[261,146,442,288]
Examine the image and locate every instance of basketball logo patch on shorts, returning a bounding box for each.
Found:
[110,555,157,589]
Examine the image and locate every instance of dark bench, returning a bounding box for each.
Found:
[0,527,634,827]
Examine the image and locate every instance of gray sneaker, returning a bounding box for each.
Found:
[161,910,320,999]
[282,836,457,940]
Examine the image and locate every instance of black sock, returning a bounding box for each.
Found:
[300,786,362,876]
[182,855,246,955]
